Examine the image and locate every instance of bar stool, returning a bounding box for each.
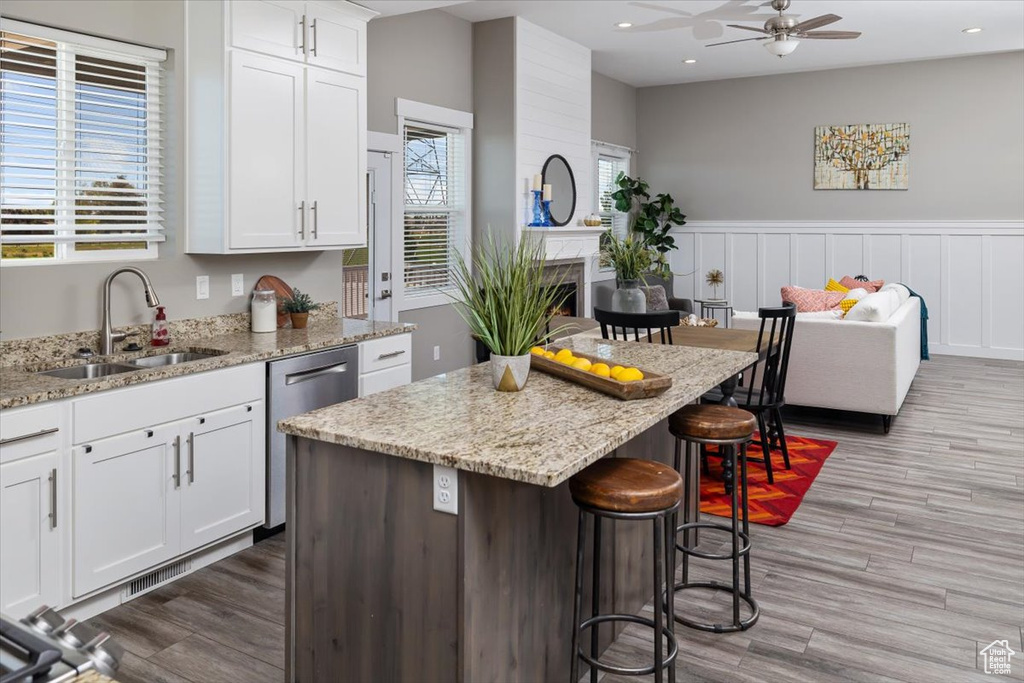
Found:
[669,405,759,632]
[569,458,682,683]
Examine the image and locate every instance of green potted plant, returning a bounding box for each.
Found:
[601,231,654,313]
[610,173,687,280]
[282,289,319,329]
[449,235,570,392]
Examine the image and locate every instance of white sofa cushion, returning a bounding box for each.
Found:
[846,289,901,322]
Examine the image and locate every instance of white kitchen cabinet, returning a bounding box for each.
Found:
[229,0,305,62]
[305,2,367,75]
[357,333,413,397]
[180,402,265,553]
[359,365,412,398]
[0,452,59,615]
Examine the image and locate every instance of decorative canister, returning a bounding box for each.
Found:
[251,289,278,333]
[490,353,531,392]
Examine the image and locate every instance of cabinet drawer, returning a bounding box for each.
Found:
[359,334,411,374]
[0,404,61,464]
[359,365,411,398]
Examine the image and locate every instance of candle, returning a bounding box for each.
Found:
[532,174,543,191]
[542,184,552,201]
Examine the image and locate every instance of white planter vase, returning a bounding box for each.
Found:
[491,353,531,392]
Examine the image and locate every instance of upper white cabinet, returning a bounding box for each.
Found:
[186,0,375,254]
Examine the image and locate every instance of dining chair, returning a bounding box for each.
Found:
[594,308,681,344]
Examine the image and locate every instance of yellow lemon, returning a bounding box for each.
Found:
[530,346,546,356]
[610,365,625,379]
[618,367,645,382]
[590,363,611,378]
[544,351,556,360]
[571,358,593,372]
[554,348,575,364]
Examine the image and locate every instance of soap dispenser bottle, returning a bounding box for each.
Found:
[151,306,170,346]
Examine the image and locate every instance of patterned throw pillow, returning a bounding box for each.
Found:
[780,286,846,312]
[641,285,669,311]
[839,298,859,316]
[840,275,885,293]
[825,278,849,293]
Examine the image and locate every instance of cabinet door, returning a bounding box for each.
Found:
[0,452,59,614]
[306,4,366,75]
[359,365,411,398]
[230,0,306,62]
[180,403,265,553]
[72,427,181,598]
[306,68,366,248]
[228,51,305,250]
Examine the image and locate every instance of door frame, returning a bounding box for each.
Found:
[368,131,403,322]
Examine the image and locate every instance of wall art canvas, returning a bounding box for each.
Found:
[814,123,909,190]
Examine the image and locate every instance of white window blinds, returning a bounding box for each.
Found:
[0,20,166,263]
[403,122,465,296]
[597,154,629,238]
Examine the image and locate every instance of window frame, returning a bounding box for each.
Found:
[592,142,632,275]
[0,18,166,267]
[395,98,473,312]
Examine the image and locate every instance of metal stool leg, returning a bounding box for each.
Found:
[664,510,677,683]
[652,515,664,683]
[590,515,602,683]
[729,445,740,627]
[740,442,752,598]
[570,510,585,683]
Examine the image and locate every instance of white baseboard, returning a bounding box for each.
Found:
[930,345,1024,362]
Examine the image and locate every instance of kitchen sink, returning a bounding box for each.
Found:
[38,363,139,380]
[129,351,223,368]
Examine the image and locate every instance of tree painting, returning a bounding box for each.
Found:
[814,123,909,190]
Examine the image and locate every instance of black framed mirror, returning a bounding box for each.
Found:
[541,154,576,227]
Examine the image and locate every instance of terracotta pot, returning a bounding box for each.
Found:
[490,353,531,392]
[290,312,309,329]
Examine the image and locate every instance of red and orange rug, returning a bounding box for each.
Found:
[701,436,837,526]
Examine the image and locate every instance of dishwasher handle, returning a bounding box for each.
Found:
[284,361,349,386]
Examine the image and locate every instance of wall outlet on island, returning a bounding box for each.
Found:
[231,273,244,297]
[433,465,458,515]
[433,345,440,361]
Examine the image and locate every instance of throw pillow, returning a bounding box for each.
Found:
[844,290,900,322]
[879,282,911,305]
[641,285,670,311]
[839,298,859,315]
[780,286,846,312]
[825,278,849,293]
[840,275,885,292]
[845,287,870,301]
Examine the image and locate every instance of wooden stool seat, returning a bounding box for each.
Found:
[570,458,683,513]
[669,404,756,442]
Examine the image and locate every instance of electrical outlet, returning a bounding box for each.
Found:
[231,273,244,297]
[433,345,440,361]
[196,275,210,300]
[433,465,458,515]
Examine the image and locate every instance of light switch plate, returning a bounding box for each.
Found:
[433,465,458,515]
[231,273,244,297]
[433,345,440,361]
[196,275,210,300]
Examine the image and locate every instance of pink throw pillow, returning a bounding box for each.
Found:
[781,286,846,312]
[840,275,885,293]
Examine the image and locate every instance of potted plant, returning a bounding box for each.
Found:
[602,230,654,314]
[610,173,687,280]
[282,289,319,329]
[449,235,569,392]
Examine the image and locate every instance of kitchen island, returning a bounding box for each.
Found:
[278,335,756,682]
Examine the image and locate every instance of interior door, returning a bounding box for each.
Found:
[180,403,265,553]
[369,151,394,321]
[0,452,58,614]
[228,51,305,250]
[305,68,365,248]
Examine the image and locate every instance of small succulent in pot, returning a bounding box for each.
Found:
[282,289,319,329]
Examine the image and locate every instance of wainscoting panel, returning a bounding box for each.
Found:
[671,221,1024,360]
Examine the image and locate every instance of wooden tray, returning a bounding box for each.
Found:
[254,274,294,329]
[530,345,672,400]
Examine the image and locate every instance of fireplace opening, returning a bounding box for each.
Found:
[547,283,578,318]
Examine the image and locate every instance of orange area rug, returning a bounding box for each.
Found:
[701,436,837,526]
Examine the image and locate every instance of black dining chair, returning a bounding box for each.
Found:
[703,302,797,483]
[594,308,681,344]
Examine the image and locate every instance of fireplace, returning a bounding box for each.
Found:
[547,283,577,317]
[540,259,585,319]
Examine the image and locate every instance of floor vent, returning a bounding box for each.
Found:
[123,558,192,600]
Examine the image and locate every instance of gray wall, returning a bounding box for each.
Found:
[368,9,475,379]
[637,52,1024,221]
[591,72,637,150]
[0,0,344,340]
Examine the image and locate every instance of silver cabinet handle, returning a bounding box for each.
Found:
[0,427,58,446]
[173,435,181,489]
[311,200,318,239]
[187,432,195,484]
[298,201,306,239]
[311,18,318,56]
[299,15,307,55]
[48,468,57,530]
[376,349,406,360]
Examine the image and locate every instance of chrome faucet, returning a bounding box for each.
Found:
[100,267,161,355]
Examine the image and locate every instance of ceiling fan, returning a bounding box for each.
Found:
[707,0,861,57]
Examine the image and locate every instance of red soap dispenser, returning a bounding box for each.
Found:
[151,306,170,346]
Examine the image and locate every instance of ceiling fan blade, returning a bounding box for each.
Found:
[726,23,771,34]
[792,13,842,32]
[799,30,862,39]
[706,36,769,47]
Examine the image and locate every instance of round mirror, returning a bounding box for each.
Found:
[541,154,576,227]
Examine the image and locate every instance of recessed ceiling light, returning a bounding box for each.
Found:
[683,59,697,64]
[962,27,983,34]
[616,22,633,28]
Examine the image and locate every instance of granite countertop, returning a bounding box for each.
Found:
[278,336,757,487]
[0,317,414,410]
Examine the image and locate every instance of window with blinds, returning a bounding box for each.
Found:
[0,21,165,264]
[403,123,465,296]
[597,152,630,270]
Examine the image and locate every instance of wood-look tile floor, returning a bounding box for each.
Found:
[88,354,1023,683]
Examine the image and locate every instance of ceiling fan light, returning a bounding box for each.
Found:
[764,37,799,57]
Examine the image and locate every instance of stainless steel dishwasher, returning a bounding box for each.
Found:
[266,345,358,528]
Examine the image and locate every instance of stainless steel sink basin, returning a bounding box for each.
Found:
[130,351,222,368]
[38,363,139,380]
